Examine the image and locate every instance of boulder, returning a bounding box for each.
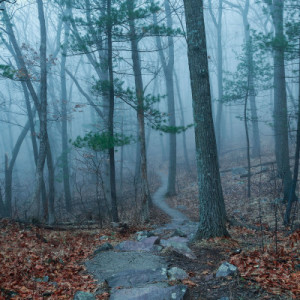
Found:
[106,268,167,288]
[115,236,159,252]
[171,229,187,238]
[216,262,238,278]
[167,267,188,281]
[73,291,95,300]
[135,231,154,241]
[110,283,189,300]
[94,243,113,255]
[160,237,196,260]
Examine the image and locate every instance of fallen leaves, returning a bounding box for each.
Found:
[230,230,300,298]
[0,219,113,299]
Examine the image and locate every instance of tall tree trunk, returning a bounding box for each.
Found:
[61,1,72,212]
[127,0,151,222]
[31,0,49,220]
[269,0,292,201]
[284,41,300,225]
[153,0,176,196]
[107,0,119,222]
[183,0,229,239]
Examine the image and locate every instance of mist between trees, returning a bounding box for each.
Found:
[0,0,299,240]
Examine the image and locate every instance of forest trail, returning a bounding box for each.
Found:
[152,171,189,224]
[83,172,198,300]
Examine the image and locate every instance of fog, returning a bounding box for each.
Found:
[0,0,299,225]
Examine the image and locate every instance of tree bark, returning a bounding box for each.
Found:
[183,0,229,239]
[153,0,176,196]
[269,0,293,201]
[61,1,72,212]
[30,0,49,220]
[127,0,151,222]
[107,0,119,222]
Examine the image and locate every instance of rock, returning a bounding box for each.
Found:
[152,245,163,252]
[167,267,188,281]
[136,231,154,241]
[106,268,167,288]
[86,251,167,285]
[34,276,49,282]
[160,237,197,260]
[73,291,95,300]
[219,297,229,300]
[94,243,113,255]
[216,262,238,278]
[110,283,188,300]
[100,235,109,241]
[171,229,187,238]
[115,236,159,252]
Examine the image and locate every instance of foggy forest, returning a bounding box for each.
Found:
[0,0,299,299]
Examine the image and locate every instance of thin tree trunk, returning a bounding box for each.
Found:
[183,0,229,239]
[127,0,151,222]
[174,71,191,172]
[61,1,72,212]
[153,0,176,196]
[242,2,261,158]
[31,0,49,221]
[107,0,119,222]
[269,0,293,201]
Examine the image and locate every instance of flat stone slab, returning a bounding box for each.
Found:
[86,251,167,284]
[160,237,197,260]
[110,283,188,300]
[106,268,167,288]
[115,237,159,252]
[168,267,188,281]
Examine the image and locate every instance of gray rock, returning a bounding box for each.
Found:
[216,262,238,278]
[34,276,49,282]
[73,291,95,300]
[86,251,167,284]
[94,243,113,255]
[160,237,196,260]
[100,235,109,241]
[171,229,187,238]
[168,267,188,281]
[110,283,188,300]
[152,245,163,252]
[106,268,168,288]
[115,236,159,252]
[136,231,154,241]
[219,297,229,300]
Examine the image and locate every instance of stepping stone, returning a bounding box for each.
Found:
[167,267,188,281]
[93,243,113,255]
[110,283,188,300]
[160,237,197,260]
[106,268,167,288]
[86,251,167,284]
[115,236,159,252]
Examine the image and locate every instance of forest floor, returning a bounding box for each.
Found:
[0,154,299,299]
